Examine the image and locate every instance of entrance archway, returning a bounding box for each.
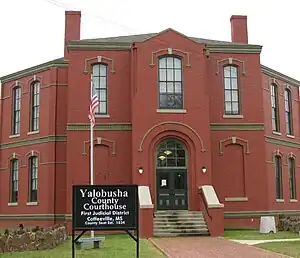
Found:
[156,138,188,210]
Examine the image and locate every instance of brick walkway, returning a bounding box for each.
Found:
[150,237,288,258]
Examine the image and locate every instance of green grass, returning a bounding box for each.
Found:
[255,241,300,257]
[1,234,166,258]
[224,229,300,240]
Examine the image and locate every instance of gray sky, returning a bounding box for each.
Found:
[1,0,299,81]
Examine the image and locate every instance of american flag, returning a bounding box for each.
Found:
[88,78,99,127]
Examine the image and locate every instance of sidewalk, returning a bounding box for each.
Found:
[150,237,289,258]
[231,238,300,245]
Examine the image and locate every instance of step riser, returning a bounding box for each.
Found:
[153,211,209,237]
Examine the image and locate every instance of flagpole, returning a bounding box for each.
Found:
[90,75,95,239]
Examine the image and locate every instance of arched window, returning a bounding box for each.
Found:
[275,155,283,199]
[10,159,19,203]
[271,84,280,132]
[284,89,293,135]
[28,156,38,202]
[224,65,239,115]
[12,86,21,135]
[91,63,108,114]
[30,81,40,132]
[288,157,296,200]
[156,138,186,168]
[158,56,183,109]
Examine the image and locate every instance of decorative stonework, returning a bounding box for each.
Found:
[82,137,116,156]
[138,121,205,152]
[219,136,250,155]
[83,55,115,75]
[150,48,191,68]
[23,75,43,95]
[216,58,246,75]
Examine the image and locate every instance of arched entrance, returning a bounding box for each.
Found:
[156,138,188,210]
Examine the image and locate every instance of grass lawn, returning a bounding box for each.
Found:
[255,241,300,257]
[1,234,166,258]
[224,229,300,240]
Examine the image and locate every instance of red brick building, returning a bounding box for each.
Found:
[0,11,299,237]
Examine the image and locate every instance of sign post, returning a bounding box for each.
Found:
[72,184,139,258]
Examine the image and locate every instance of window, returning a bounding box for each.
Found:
[10,159,19,203]
[224,65,239,115]
[275,156,283,199]
[91,63,108,114]
[28,156,38,202]
[271,84,280,132]
[30,82,40,131]
[158,56,183,109]
[12,87,21,135]
[288,157,296,200]
[284,89,293,135]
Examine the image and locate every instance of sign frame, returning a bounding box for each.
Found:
[71,184,139,258]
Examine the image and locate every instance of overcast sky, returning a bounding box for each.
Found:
[1,0,299,81]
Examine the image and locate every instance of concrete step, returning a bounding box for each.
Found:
[154,232,210,237]
[154,221,207,226]
[154,226,208,231]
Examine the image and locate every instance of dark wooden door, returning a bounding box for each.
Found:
[156,168,188,210]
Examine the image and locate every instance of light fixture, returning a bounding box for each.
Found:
[202,166,207,173]
[164,150,172,155]
[159,155,166,160]
[138,167,143,174]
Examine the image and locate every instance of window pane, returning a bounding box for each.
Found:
[224,78,231,89]
[174,83,181,93]
[100,65,107,76]
[224,66,231,77]
[225,90,231,101]
[99,102,106,113]
[159,82,167,93]
[174,58,181,68]
[159,58,166,68]
[225,102,232,112]
[100,77,107,88]
[167,83,173,93]
[159,69,167,81]
[231,78,238,89]
[232,102,239,113]
[166,57,173,68]
[167,69,174,81]
[174,94,183,108]
[93,77,100,89]
[92,64,100,75]
[159,94,167,108]
[174,70,181,81]
[230,67,237,78]
[99,90,106,101]
[232,91,238,101]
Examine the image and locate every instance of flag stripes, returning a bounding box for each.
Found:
[88,94,99,127]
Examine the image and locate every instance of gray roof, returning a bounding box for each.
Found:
[80,30,247,46]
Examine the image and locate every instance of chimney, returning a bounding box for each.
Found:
[230,15,248,44]
[64,11,81,58]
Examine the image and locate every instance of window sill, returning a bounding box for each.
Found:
[223,115,244,119]
[26,202,38,206]
[9,134,20,138]
[27,131,39,135]
[290,199,298,203]
[272,131,281,136]
[276,199,284,203]
[157,109,187,114]
[8,202,18,206]
[287,135,295,139]
[95,114,110,118]
[225,197,248,202]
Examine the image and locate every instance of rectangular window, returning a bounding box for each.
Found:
[12,87,21,135]
[30,82,40,131]
[92,64,108,114]
[28,157,38,202]
[158,56,183,109]
[224,66,239,115]
[10,159,19,203]
[275,156,283,199]
[271,84,279,132]
[289,158,296,200]
[284,89,293,135]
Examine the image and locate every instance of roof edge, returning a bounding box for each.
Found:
[0,58,68,84]
[206,43,262,53]
[261,65,300,87]
[67,40,131,51]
